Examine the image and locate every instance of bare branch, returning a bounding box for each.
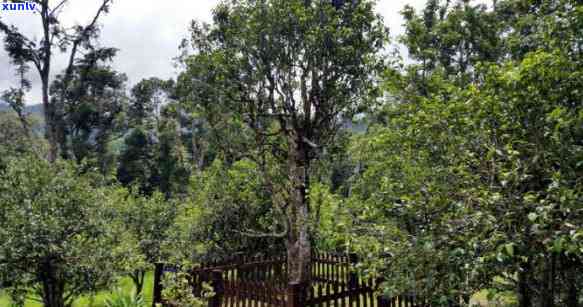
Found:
[50,0,68,16]
[60,0,112,97]
[302,137,319,148]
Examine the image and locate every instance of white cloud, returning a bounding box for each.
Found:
[0,0,427,104]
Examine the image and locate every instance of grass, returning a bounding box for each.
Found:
[0,273,518,307]
[0,272,154,307]
[470,290,518,307]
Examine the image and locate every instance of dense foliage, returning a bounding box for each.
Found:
[332,1,583,306]
[0,0,581,306]
[0,156,124,307]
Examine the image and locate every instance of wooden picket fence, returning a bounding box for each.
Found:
[153,253,427,307]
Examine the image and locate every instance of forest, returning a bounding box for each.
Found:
[0,0,582,307]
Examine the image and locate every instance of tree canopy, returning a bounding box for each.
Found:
[0,0,582,306]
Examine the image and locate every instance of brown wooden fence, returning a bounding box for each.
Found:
[153,253,427,307]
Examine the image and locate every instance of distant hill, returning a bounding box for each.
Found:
[0,102,44,117]
[26,104,44,117]
[0,102,45,134]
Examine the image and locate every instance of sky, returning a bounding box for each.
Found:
[0,0,427,105]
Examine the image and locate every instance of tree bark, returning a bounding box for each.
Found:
[518,259,532,307]
[42,80,66,162]
[564,256,579,307]
[40,260,66,307]
[39,1,59,163]
[539,254,553,307]
[566,275,578,307]
[286,133,312,284]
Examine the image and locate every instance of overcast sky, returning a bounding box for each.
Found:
[0,0,427,104]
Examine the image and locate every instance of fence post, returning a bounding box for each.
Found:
[208,270,224,307]
[274,258,283,283]
[287,282,306,307]
[377,296,390,307]
[347,253,358,306]
[348,253,358,288]
[152,263,164,307]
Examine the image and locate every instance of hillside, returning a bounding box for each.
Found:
[0,102,43,117]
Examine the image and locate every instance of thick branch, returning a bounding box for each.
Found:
[235,216,288,238]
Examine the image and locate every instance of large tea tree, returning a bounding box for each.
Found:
[178,0,386,283]
[0,156,123,307]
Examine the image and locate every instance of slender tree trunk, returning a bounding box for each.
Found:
[549,253,556,307]
[565,256,579,307]
[518,259,533,307]
[40,0,59,163]
[540,254,553,307]
[286,133,311,284]
[43,83,66,161]
[131,270,146,296]
[566,277,578,307]
[40,260,66,307]
[42,79,59,163]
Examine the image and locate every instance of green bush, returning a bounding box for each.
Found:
[0,155,125,307]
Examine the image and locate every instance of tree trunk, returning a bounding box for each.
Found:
[566,277,578,307]
[518,259,532,307]
[549,253,556,307]
[131,270,146,296]
[286,133,311,284]
[40,260,66,307]
[539,254,553,307]
[565,256,579,307]
[41,77,60,163]
[39,0,61,163]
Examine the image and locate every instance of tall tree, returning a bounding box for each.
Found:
[50,47,127,172]
[119,78,190,197]
[117,127,158,195]
[0,0,113,162]
[399,0,503,94]
[178,0,387,283]
[157,106,190,198]
[129,77,175,128]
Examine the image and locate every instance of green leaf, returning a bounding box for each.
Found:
[504,243,515,257]
[527,213,537,222]
[552,239,564,253]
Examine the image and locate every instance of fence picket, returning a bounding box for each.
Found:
[155,253,426,307]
